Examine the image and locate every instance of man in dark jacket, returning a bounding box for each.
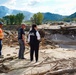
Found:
[18,24,26,59]
[28,24,40,62]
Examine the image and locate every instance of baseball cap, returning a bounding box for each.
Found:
[21,24,26,27]
[0,22,3,25]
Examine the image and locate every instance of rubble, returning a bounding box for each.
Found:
[0,23,76,75]
[3,30,18,46]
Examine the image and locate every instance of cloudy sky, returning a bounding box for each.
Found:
[0,0,76,15]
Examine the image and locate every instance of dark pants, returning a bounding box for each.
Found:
[18,39,25,59]
[0,40,2,56]
[30,43,39,62]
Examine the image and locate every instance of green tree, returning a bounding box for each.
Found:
[31,12,43,25]
[63,18,71,22]
[73,18,76,22]
[3,16,10,25]
[0,18,4,23]
[15,13,25,25]
[3,13,25,25]
[33,14,37,24]
[9,15,15,25]
[37,12,43,25]
[3,15,15,25]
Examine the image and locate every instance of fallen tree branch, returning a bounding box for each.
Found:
[0,56,17,63]
[45,68,76,75]
[0,64,10,73]
[9,57,49,73]
[0,50,30,63]
[24,63,59,75]
[43,58,76,65]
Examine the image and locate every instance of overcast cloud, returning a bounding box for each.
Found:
[0,0,76,15]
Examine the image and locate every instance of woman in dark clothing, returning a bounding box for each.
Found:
[28,24,41,62]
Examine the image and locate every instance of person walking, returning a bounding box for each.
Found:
[28,24,41,62]
[18,24,26,59]
[0,22,4,58]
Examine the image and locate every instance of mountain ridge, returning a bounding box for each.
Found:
[0,6,76,21]
[0,6,33,20]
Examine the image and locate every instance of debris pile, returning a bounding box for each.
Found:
[1,23,76,75]
[3,30,18,46]
[0,56,76,75]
